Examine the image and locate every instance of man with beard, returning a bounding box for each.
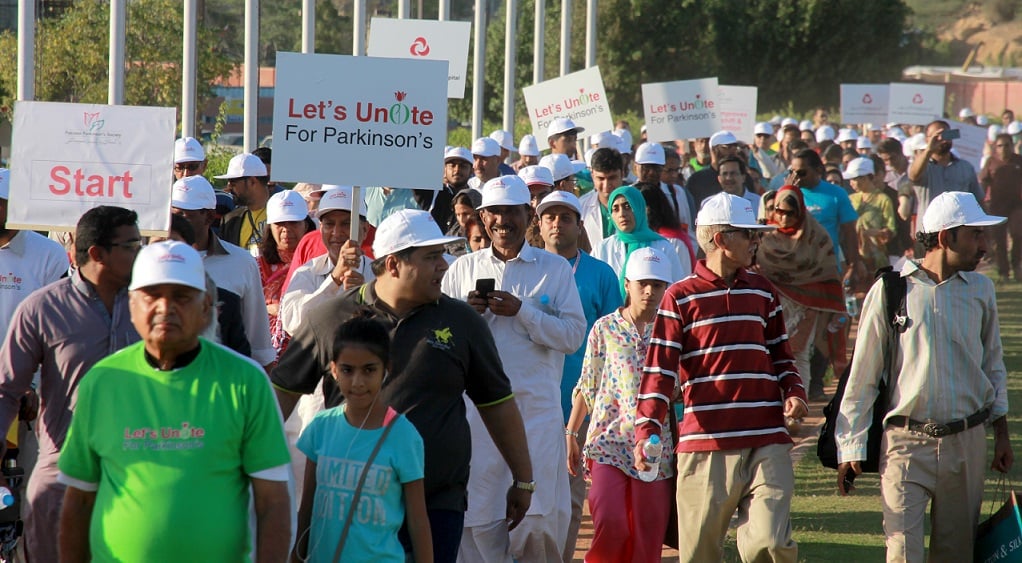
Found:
[906,120,984,222]
[217,153,271,253]
[443,176,585,562]
[417,147,472,231]
[980,133,1022,282]
[837,192,1012,561]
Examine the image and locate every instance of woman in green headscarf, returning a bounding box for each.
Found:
[592,186,690,298]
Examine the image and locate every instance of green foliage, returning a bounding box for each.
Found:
[0,0,236,129]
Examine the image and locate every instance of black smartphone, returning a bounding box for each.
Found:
[475,278,496,300]
[941,129,960,140]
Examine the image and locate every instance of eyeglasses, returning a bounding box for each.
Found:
[773,207,796,217]
[108,239,143,251]
[174,162,201,172]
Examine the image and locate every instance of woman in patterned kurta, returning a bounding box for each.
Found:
[565,247,676,563]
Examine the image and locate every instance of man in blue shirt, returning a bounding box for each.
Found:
[536,190,621,562]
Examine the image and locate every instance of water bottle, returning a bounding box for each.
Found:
[637,435,662,482]
[843,281,859,318]
[0,487,13,510]
[827,314,848,334]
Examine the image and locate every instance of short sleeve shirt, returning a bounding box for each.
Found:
[801,180,858,256]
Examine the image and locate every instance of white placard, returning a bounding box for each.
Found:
[8,101,175,234]
[523,66,613,140]
[887,83,945,125]
[718,85,757,142]
[641,77,721,142]
[271,52,448,189]
[945,120,987,172]
[367,18,472,99]
[840,84,890,124]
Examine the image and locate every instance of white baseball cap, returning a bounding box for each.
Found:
[266,190,309,224]
[836,128,859,143]
[709,130,739,148]
[769,115,783,125]
[959,107,975,119]
[696,192,774,230]
[479,175,530,209]
[373,209,463,258]
[815,125,836,143]
[214,153,267,179]
[590,130,617,148]
[1008,121,1022,136]
[174,137,205,164]
[780,117,798,128]
[856,137,873,150]
[444,146,473,165]
[921,191,1005,234]
[0,168,8,200]
[317,185,368,218]
[171,175,217,210]
[988,124,1004,142]
[842,157,875,179]
[471,137,501,158]
[583,147,596,168]
[539,153,582,182]
[799,120,814,132]
[536,190,582,217]
[518,134,540,157]
[547,117,585,139]
[613,131,633,154]
[634,142,666,165]
[885,121,900,130]
[977,115,990,126]
[129,240,206,292]
[624,246,673,284]
[613,128,633,148]
[489,130,516,152]
[868,123,883,132]
[753,122,773,136]
[519,165,554,187]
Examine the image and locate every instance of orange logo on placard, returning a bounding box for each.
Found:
[409,37,430,57]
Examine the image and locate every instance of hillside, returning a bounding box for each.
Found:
[908,0,1022,66]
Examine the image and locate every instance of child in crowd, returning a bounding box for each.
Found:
[293,309,432,563]
[565,247,675,563]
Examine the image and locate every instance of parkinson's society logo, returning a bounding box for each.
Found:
[65,110,122,145]
[84,111,105,132]
[409,36,431,57]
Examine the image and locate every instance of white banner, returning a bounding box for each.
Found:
[887,83,945,125]
[718,85,757,143]
[271,52,448,189]
[523,66,613,140]
[642,77,721,142]
[367,18,472,99]
[945,120,987,172]
[8,101,175,234]
[840,84,890,125]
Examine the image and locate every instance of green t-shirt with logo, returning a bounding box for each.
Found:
[58,339,290,563]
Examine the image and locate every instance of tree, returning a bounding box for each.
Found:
[0,0,237,128]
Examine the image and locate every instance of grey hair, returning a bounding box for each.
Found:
[696,224,730,254]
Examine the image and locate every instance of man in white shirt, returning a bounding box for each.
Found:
[170,176,275,368]
[443,175,585,562]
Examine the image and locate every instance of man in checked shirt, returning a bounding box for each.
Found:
[633,192,808,562]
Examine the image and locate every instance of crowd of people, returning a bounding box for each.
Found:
[0,104,1013,563]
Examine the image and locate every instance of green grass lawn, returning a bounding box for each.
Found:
[771,277,1022,561]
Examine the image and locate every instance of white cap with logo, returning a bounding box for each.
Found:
[539,154,582,182]
[856,137,873,151]
[518,135,540,157]
[214,153,268,179]
[547,117,585,139]
[590,130,617,148]
[129,240,206,292]
[696,192,775,230]
[489,130,516,152]
[174,137,205,164]
[519,165,555,187]
[920,191,1005,234]
[444,146,473,165]
[709,130,739,148]
[815,125,836,143]
[479,175,531,209]
[836,128,859,143]
[842,157,875,179]
[753,122,773,136]
[624,246,674,284]
[172,176,218,210]
[317,185,368,218]
[373,209,463,257]
[536,190,583,217]
[266,190,309,224]
[634,142,666,165]
[471,137,501,158]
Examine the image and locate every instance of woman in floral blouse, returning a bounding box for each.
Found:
[565,246,676,563]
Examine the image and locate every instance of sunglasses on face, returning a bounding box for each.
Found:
[773,207,796,217]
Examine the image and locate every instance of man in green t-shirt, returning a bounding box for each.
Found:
[57,240,291,563]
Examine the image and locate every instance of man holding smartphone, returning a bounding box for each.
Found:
[443,175,586,562]
[906,120,985,227]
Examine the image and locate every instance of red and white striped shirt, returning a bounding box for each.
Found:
[636,261,806,452]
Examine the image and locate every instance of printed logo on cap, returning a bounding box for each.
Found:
[158,252,187,264]
[644,254,662,263]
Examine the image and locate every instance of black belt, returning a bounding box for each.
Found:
[887,408,990,438]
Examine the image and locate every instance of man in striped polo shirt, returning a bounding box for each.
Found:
[634,192,808,562]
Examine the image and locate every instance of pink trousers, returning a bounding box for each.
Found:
[586,462,672,563]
